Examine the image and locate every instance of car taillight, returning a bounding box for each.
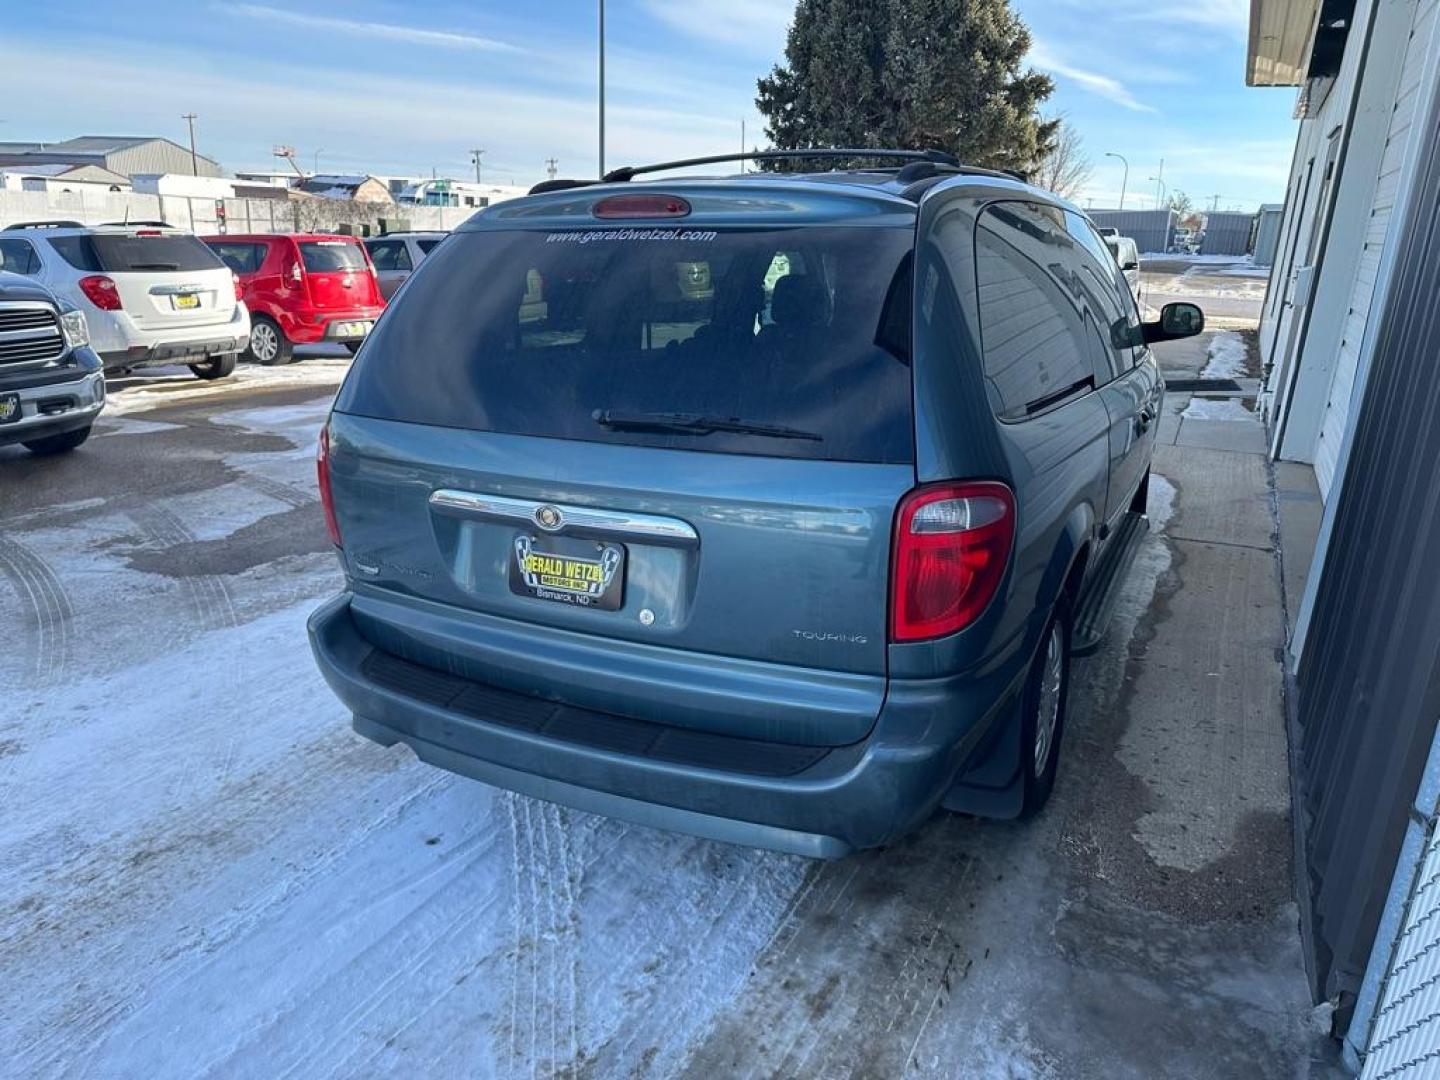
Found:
[78,275,122,311]
[317,425,342,548]
[232,272,244,301]
[890,482,1016,643]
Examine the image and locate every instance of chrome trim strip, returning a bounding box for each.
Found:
[0,326,62,344]
[428,489,699,546]
[149,283,207,295]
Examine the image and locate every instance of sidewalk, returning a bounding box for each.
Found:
[678,331,1341,1078]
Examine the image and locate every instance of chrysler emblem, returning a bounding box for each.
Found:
[534,505,563,531]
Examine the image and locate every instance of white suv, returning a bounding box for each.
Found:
[0,222,250,380]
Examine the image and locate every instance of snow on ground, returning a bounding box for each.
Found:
[103,357,349,417]
[1182,397,1257,421]
[1200,331,1251,379]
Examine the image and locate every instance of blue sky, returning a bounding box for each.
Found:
[1,0,1298,209]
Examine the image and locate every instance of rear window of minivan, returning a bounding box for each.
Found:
[51,233,224,273]
[336,227,915,463]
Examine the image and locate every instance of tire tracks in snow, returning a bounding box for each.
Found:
[504,793,584,1079]
[678,826,982,1078]
[126,504,239,632]
[0,533,74,688]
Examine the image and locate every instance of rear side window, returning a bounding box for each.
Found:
[301,241,367,272]
[366,239,412,272]
[975,203,1098,419]
[337,226,916,463]
[0,238,40,276]
[208,242,266,274]
[417,238,443,255]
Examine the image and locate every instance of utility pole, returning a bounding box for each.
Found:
[546,158,559,181]
[182,113,199,176]
[1154,157,1165,209]
[1210,193,1222,212]
[1104,151,1128,210]
[470,148,485,185]
[598,0,606,178]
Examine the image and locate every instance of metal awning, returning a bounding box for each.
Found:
[1247,0,1321,85]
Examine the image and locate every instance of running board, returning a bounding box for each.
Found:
[1072,512,1148,656]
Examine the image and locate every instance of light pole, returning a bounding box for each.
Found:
[182,113,199,176]
[1149,175,1167,209]
[598,0,606,178]
[313,148,324,176]
[1104,151,1128,210]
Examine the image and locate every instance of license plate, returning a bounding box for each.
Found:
[509,533,625,610]
[0,392,20,424]
[173,293,200,310]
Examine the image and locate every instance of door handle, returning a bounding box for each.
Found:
[1135,409,1154,435]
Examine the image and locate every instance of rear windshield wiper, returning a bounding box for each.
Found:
[592,409,822,442]
[127,263,181,271]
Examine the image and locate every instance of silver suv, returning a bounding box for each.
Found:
[363,232,446,301]
[0,221,250,380]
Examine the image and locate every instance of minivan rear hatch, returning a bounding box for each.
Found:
[330,207,916,743]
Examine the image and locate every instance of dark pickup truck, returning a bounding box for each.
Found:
[0,271,106,455]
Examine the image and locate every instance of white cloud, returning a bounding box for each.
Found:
[227,3,525,53]
[639,0,793,51]
[1029,42,1160,113]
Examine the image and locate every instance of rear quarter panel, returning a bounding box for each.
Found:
[898,181,1108,680]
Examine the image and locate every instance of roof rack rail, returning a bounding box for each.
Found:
[528,178,600,195]
[97,220,173,228]
[601,148,959,183]
[4,220,84,231]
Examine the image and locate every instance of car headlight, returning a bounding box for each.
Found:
[60,308,90,349]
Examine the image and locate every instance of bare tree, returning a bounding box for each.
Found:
[1032,118,1092,198]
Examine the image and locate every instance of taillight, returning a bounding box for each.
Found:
[317,425,342,548]
[593,194,691,219]
[78,275,122,311]
[232,272,244,301]
[890,482,1016,643]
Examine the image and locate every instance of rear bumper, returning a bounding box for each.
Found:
[279,308,383,344]
[0,368,105,447]
[97,306,251,370]
[308,592,1029,857]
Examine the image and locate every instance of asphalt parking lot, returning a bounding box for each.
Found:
[1,342,1339,1078]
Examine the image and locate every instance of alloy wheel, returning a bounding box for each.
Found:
[251,322,279,364]
[1034,621,1064,773]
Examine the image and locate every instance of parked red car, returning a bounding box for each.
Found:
[203,233,385,364]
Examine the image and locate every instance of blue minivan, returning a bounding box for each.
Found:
[309,150,1201,857]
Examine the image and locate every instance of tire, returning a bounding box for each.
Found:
[190,353,237,380]
[23,425,92,456]
[245,316,292,366]
[1020,603,1071,817]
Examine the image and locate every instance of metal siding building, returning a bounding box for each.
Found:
[1248,0,1440,1069]
[0,136,222,178]
[1253,204,1285,264]
[1200,210,1256,255]
[1086,208,1175,254]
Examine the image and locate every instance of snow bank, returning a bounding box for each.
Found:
[1181,397,1256,422]
[1200,331,1250,379]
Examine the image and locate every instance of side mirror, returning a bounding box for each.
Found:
[1143,301,1204,344]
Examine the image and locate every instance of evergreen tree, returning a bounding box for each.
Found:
[756,0,1058,173]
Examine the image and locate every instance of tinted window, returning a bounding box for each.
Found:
[49,236,102,272]
[974,202,1097,419]
[337,227,916,463]
[208,241,266,275]
[1065,211,1141,378]
[300,240,367,272]
[86,234,224,272]
[0,238,40,276]
[366,239,412,272]
[417,238,443,255]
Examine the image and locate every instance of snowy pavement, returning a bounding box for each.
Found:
[0,357,1337,1078]
[1139,257,1271,326]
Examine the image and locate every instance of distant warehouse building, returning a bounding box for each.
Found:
[0,135,222,179]
[1085,208,1175,254]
